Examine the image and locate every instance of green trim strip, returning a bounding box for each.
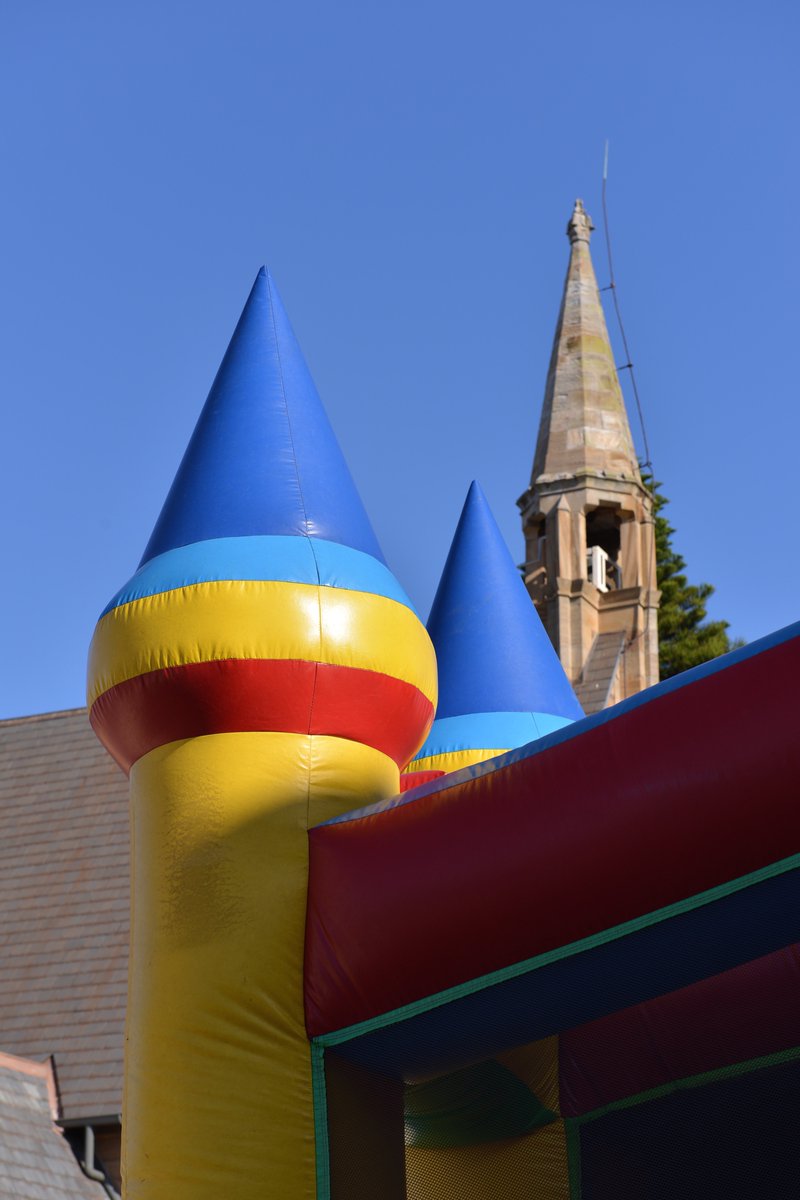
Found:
[571,1043,800,1127]
[311,1042,331,1200]
[316,852,800,1048]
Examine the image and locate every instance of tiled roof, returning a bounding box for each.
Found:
[0,1051,108,1198]
[0,710,128,1122]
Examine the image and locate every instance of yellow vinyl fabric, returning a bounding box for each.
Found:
[89,565,436,1199]
[88,579,437,707]
[405,1037,568,1200]
[406,1121,569,1200]
[126,732,398,1199]
[405,747,508,776]
[497,1036,561,1112]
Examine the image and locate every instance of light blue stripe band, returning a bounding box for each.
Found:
[101,535,418,617]
[414,711,575,760]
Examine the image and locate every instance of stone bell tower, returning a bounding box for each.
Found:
[517,199,659,712]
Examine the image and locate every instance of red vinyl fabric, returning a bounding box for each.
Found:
[305,631,800,1037]
[559,943,800,1116]
[90,657,434,772]
[400,770,445,792]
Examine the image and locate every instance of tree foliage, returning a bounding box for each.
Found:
[644,475,742,680]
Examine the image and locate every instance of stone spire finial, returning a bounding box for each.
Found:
[567,198,594,244]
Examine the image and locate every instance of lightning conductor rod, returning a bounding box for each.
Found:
[601,140,653,471]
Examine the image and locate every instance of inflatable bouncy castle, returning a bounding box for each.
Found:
[89,270,800,1199]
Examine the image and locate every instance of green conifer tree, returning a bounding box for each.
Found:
[644,475,743,679]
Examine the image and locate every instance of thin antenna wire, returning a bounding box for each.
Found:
[600,141,658,681]
[601,140,652,470]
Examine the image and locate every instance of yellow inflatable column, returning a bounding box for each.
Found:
[88,269,436,1198]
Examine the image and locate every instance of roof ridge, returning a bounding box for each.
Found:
[0,707,88,727]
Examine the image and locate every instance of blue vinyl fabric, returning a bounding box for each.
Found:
[102,535,416,617]
[321,860,800,1082]
[414,711,573,759]
[140,268,385,566]
[425,480,582,723]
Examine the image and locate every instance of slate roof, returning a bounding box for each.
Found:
[0,1051,107,1198]
[0,710,128,1122]
[574,630,627,714]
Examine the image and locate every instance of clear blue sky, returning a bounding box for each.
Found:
[2,1,798,718]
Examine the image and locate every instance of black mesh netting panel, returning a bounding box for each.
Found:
[404,1048,567,1200]
[321,1046,568,1195]
[405,1120,568,1200]
[325,1051,406,1200]
[323,945,800,1198]
[324,1043,569,1199]
[575,1053,800,1199]
[326,1050,800,1198]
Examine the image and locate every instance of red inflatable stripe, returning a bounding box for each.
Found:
[559,943,800,1116]
[90,658,434,772]
[400,770,445,792]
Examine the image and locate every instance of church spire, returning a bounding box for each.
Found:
[518,200,660,711]
[531,199,640,487]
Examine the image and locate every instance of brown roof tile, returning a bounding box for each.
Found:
[0,710,128,1121]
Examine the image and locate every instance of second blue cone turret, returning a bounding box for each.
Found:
[406,481,583,780]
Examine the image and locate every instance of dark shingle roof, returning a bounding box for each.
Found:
[0,710,128,1122]
[0,1052,108,1198]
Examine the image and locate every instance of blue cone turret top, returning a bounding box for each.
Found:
[140,267,385,567]
[428,481,583,722]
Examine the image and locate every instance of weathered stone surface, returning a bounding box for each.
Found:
[531,200,640,486]
[518,201,660,706]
